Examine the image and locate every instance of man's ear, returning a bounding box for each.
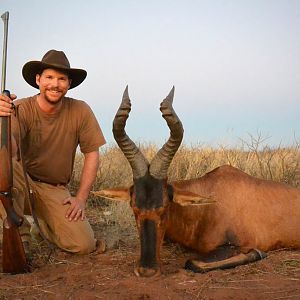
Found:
[173,190,216,206]
[92,187,132,202]
[36,74,41,87]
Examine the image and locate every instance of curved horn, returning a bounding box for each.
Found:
[149,86,184,179]
[113,86,149,179]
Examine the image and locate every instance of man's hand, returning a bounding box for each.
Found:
[63,196,86,221]
[0,93,17,116]
[63,151,99,222]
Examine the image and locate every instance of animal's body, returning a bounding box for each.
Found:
[167,165,300,255]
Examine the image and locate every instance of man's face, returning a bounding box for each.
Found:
[36,68,71,104]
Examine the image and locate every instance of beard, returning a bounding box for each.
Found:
[44,89,65,105]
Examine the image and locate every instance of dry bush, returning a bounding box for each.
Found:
[70,142,161,191]
[169,136,300,188]
[70,136,300,193]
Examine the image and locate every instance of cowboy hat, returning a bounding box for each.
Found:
[22,49,87,89]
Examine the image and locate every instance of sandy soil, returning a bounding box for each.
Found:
[1,202,300,300]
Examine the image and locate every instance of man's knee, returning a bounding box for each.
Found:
[57,224,96,254]
[72,234,96,254]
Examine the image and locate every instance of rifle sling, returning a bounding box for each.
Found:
[14,105,55,254]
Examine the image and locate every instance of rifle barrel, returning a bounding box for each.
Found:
[1,11,9,92]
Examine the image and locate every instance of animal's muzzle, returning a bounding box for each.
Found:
[133,206,168,277]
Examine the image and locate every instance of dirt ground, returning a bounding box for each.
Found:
[1,201,300,300]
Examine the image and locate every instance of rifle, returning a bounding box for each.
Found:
[0,11,28,274]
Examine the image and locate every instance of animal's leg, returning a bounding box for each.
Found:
[185,249,267,273]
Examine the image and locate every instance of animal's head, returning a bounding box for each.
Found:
[95,86,184,277]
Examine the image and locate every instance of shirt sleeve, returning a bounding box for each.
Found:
[78,102,106,153]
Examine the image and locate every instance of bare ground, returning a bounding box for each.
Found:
[1,201,300,300]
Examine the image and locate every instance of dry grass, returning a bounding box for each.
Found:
[70,136,300,192]
[67,136,300,241]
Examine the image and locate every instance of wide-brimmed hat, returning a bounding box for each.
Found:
[22,49,87,89]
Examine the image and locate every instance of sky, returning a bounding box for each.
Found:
[1,0,300,148]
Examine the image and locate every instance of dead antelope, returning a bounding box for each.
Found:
[94,86,300,277]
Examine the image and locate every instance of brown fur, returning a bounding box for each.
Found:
[93,164,300,274]
[167,165,300,254]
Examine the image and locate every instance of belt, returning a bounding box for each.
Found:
[28,175,66,187]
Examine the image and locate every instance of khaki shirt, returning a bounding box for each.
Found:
[12,95,106,184]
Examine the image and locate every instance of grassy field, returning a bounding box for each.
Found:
[67,137,300,236]
[71,137,300,192]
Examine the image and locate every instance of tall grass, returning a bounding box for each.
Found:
[69,136,299,249]
[70,136,300,191]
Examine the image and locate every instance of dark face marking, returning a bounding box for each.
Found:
[133,174,164,209]
[167,184,174,202]
[130,174,170,273]
[140,219,157,268]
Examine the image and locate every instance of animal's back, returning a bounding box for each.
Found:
[166,165,300,253]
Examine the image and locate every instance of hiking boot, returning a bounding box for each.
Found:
[95,239,106,254]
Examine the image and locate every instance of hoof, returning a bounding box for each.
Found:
[185,259,206,273]
[252,249,267,260]
[134,265,161,277]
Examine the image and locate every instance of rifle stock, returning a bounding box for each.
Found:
[1,195,27,274]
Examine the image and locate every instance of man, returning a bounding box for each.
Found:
[0,49,106,255]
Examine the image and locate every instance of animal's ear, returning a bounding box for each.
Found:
[92,187,132,201]
[173,190,216,206]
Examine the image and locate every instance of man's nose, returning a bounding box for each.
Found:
[50,78,59,87]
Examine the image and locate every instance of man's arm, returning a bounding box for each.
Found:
[64,150,100,221]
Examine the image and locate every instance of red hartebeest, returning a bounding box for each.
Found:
[94,87,300,277]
